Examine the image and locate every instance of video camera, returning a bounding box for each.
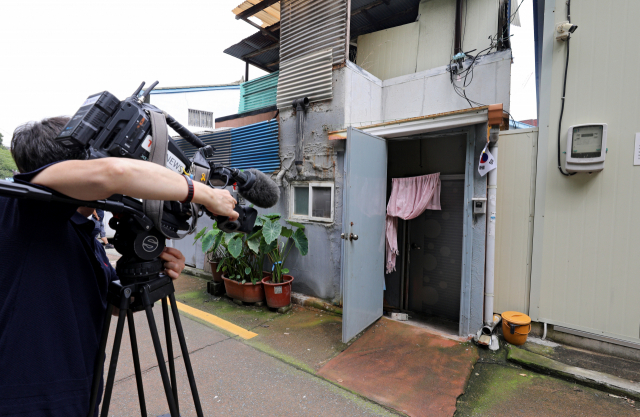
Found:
[56,81,279,231]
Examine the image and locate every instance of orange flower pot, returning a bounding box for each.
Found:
[221,275,265,303]
[209,261,224,283]
[261,275,294,308]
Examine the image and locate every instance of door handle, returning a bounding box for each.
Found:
[350,233,359,241]
[411,243,421,250]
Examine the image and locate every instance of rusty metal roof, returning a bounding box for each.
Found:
[223,23,281,73]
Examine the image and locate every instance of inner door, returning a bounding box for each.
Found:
[408,178,465,322]
[342,127,387,343]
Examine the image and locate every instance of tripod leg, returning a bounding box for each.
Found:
[88,304,113,417]
[145,303,180,417]
[127,310,147,417]
[162,297,179,415]
[169,293,204,417]
[100,307,127,417]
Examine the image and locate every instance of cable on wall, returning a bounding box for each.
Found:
[557,0,576,176]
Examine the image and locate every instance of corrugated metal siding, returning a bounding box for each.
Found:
[532,0,640,343]
[276,48,333,108]
[494,129,538,315]
[174,130,232,166]
[230,119,280,172]
[356,22,420,80]
[239,71,279,114]
[279,0,347,65]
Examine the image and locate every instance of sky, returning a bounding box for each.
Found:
[0,0,536,146]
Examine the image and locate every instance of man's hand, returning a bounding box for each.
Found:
[198,185,238,221]
[160,247,186,280]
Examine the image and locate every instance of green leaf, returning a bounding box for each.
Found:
[280,227,293,238]
[227,237,243,258]
[241,279,246,284]
[193,226,207,243]
[224,232,239,244]
[282,268,290,274]
[222,266,227,272]
[260,239,277,255]
[285,220,306,229]
[201,230,220,253]
[246,235,261,254]
[254,216,264,227]
[264,213,282,220]
[262,220,282,244]
[244,267,251,275]
[247,229,263,241]
[291,228,309,256]
[211,232,224,254]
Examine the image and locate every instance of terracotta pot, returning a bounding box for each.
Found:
[208,261,224,283]
[261,275,294,308]
[221,275,265,303]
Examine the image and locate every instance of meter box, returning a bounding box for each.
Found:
[565,123,607,173]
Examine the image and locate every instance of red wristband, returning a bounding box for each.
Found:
[180,175,194,204]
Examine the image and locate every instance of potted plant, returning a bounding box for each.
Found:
[194,226,227,282]
[246,214,308,308]
[198,227,266,303]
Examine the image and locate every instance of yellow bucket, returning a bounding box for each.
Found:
[501,311,531,345]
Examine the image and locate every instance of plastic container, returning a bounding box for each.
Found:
[501,311,531,345]
[262,275,294,308]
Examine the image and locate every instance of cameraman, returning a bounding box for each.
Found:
[0,117,238,416]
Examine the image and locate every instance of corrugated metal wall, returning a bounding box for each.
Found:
[494,128,538,314]
[230,119,280,172]
[174,130,231,166]
[276,48,333,108]
[239,71,279,114]
[356,22,420,80]
[531,0,640,344]
[279,0,347,65]
[173,119,280,173]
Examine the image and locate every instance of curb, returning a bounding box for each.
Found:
[507,345,640,400]
[182,266,214,280]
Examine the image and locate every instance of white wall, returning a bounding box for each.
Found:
[149,89,240,136]
[343,50,511,127]
[531,0,640,344]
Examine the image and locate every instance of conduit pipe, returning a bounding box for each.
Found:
[484,142,498,324]
[293,97,309,173]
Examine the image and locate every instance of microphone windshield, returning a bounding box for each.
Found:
[239,169,280,208]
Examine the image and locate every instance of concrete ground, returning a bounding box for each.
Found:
[100,292,394,416]
[101,257,640,416]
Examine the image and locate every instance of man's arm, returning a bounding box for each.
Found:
[31,158,238,220]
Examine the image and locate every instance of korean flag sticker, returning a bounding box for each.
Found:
[478,143,497,177]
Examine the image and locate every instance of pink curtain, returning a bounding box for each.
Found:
[386,173,441,274]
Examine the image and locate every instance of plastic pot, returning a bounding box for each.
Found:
[501,311,532,345]
[221,275,265,303]
[261,275,294,309]
[208,261,224,283]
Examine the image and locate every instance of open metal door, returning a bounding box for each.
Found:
[342,127,387,343]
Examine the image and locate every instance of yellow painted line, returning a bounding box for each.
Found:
[174,301,258,340]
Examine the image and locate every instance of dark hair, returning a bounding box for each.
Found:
[10,116,86,173]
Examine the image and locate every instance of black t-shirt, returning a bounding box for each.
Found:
[0,164,118,416]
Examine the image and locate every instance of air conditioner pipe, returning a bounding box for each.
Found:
[293,97,309,173]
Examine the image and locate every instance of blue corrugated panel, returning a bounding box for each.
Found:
[230,119,280,173]
[174,129,231,166]
[238,72,279,114]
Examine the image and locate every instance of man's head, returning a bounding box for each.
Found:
[11,117,86,173]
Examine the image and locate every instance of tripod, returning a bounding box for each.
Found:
[87,272,204,417]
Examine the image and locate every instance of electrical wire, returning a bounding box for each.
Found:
[557,0,576,176]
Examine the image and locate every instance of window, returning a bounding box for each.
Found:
[290,182,334,222]
[188,109,214,129]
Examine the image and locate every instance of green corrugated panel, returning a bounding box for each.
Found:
[238,71,279,113]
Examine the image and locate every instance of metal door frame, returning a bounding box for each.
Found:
[382,125,484,336]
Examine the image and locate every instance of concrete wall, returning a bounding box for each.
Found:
[273,67,347,303]
[531,0,640,344]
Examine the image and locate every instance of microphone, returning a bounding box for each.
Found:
[235,169,280,208]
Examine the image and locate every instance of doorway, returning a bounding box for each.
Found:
[384,133,467,334]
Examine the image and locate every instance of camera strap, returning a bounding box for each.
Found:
[143,111,198,240]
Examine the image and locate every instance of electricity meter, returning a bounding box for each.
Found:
[565,123,607,173]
